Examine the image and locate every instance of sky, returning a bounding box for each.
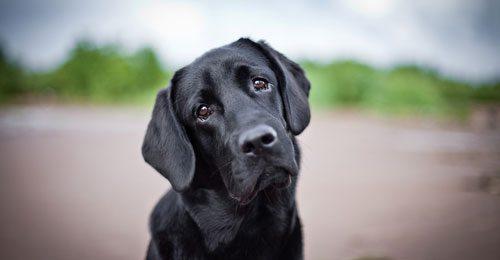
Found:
[0,0,499,82]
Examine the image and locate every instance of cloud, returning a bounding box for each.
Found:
[344,0,397,17]
[0,0,499,82]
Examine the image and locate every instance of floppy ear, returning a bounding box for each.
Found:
[142,86,195,192]
[253,40,311,135]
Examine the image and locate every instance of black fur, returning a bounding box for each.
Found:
[142,38,311,260]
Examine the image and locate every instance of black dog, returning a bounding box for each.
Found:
[142,38,311,260]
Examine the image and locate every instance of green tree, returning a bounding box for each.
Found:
[0,45,28,102]
[41,40,169,103]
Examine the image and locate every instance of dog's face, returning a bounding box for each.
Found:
[142,39,310,205]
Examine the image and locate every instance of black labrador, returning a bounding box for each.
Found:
[142,38,311,260]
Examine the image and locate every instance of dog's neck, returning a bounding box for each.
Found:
[180,184,296,252]
[180,138,302,251]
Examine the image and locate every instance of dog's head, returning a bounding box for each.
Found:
[142,38,310,205]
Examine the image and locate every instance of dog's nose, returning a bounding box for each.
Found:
[238,125,277,155]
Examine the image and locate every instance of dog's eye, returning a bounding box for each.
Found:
[196,104,211,120]
[253,79,269,90]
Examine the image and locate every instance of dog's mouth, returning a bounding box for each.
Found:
[229,167,294,205]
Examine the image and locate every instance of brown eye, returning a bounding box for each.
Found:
[196,104,211,120]
[253,79,268,90]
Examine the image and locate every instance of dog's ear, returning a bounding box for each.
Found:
[252,40,311,135]
[142,86,195,192]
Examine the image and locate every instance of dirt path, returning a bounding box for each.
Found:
[1,106,499,260]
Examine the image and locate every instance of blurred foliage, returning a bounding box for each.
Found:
[44,41,169,102]
[303,61,500,119]
[1,40,499,118]
[0,47,30,103]
[1,40,170,105]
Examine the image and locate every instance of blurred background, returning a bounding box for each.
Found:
[1,0,499,259]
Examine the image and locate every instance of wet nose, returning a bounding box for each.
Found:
[238,125,277,156]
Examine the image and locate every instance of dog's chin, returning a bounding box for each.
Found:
[229,166,294,206]
[229,188,259,206]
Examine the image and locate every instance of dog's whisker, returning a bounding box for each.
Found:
[212,160,232,176]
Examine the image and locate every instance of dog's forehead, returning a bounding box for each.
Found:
[192,47,269,75]
[174,46,272,99]
[199,43,267,64]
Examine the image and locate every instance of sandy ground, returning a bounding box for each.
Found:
[0,105,499,260]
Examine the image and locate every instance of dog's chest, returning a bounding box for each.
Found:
[184,196,293,257]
